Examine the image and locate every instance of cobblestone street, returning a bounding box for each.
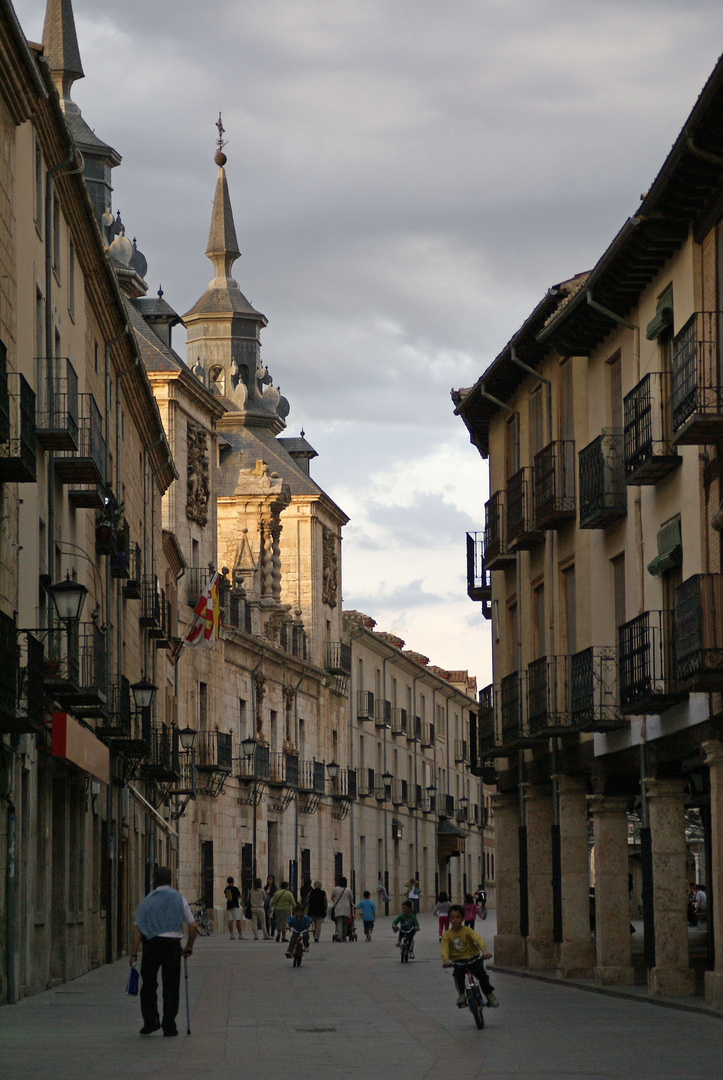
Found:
[2,913,723,1080]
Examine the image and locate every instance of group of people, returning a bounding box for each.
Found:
[128,869,497,1036]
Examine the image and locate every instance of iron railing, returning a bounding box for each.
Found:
[196,731,233,772]
[454,739,468,763]
[0,373,36,483]
[675,574,723,691]
[357,690,375,719]
[672,311,723,443]
[34,357,78,450]
[390,707,407,735]
[623,373,680,484]
[618,610,685,714]
[466,532,492,602]
[55,393,106,485]
[578,430,627,528]
[533,440,576,529]
[527,656,570,736]
[237,743,271,781]
[508,467,543,548]
[140,723,180,780]
[499,671,525,747]
[299,760,327,793]
[375,699,391,727]
[569,646,623,731]
[484,490,515,568]
[419,721,434,746]
[97,675,132,739]
[325,641,352,675]
[356,766,375,797]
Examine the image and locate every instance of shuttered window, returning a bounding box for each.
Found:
[612,554,626,629]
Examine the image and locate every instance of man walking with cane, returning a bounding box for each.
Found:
[129,867,197,1037]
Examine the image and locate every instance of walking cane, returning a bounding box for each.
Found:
[184,955,191,1035]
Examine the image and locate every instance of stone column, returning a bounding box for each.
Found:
[644,778,696,996]
[556,775,596,977]
[703,741,723,1009]
[491,791,524,966]
[588,795,635,985]
[524,784,555,970]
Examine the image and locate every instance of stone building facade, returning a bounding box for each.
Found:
[454,54,723,1005]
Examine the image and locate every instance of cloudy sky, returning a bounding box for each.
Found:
[17,0,723,686]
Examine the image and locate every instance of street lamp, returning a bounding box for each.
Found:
[131,677,157,711]
[241,735,257,757]
[48,574,88,625]
[381,770,393,796]
[326,760,340,781]
[178,726,197,753]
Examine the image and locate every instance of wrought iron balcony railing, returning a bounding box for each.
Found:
[187,566,215,608]
[466,532,492,611]
[419,720,434,746]
[578,430,627,528]
[434,793,456,819]
[325,640,352,675]
[454,739,469,763]
[97,674,132,740]
[267,750,300,788]
[196,730,233,772]
[472,683,496,768]
[675,574,723,691]
[618,610,685,715]
[299,759,327,794]
[55,394,106,485]
[484,490,515,568]
[390,707,407,735]
[672,311,723,444]
[357,690,374,720]
[11,630,45,736]
[375,699,391,728]
[499,670,527,748]
[623,372,680,484]
[0,611,19,735]
[140,723,180,781]
[533,440,576,529]
[121,543,142,600]
[237,743,271,782]
[507,467,544,548]
[0,372,37,484]
[355,766,375,797]
[527,655,570,737]
[34,357,78,450]
[331,768,357,800]
[569,646,624,732]
[43,623,108,717]
[391,779,407,805]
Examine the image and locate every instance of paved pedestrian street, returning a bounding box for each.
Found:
[2,914,723,1080]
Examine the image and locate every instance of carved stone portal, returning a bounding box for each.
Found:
[322,525,338,608]
[186,422,210,526]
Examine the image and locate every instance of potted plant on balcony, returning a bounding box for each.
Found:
[110,519,131,578]
[95,501,124,556]
[43,640,61,678]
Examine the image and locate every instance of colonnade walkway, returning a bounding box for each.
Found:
[2,912,723,1080]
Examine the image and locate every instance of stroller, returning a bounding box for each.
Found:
[332,911,358,942]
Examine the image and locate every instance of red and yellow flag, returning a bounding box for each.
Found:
[183,572,220,649]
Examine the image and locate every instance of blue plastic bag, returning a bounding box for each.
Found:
[126,965,139,996]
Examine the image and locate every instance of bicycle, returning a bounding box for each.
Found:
[396,927,416,963]
[451,957,488,1029]
[191,899,213,936]
[288,931,305,967]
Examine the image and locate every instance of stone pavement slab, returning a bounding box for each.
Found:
[2,913,723,1079]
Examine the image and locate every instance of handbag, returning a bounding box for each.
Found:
[244,901,252,919]
[126,965,139,996]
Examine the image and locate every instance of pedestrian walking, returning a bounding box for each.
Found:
[264,874,276,938]
[434,891,451,939]
[405,877,421,914]
[330,876,354,941]
[463,892,484,930]
[306,880,328,941]
[357,891,376,940]
[376,872,389,904]
[224,877,244,939]
[248,877,271,939]
[129,867,197,1037]
[269,881,296,942]
[300,877,312,911]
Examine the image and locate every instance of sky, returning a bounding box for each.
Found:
[16,0,723,688]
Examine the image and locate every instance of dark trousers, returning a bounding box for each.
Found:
[453,957,493,997]
[140,936,182,1032]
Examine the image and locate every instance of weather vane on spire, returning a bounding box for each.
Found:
[215,112,228,167]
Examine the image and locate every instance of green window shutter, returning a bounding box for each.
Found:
[647,518,682,576]
[646,288,674,341]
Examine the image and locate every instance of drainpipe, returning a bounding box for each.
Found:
[291,665,306,899]
[44,148,78,590]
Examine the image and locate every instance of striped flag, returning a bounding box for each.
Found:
[183,572,220,649]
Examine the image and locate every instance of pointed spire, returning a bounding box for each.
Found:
[206,114,241,279]
[42,0,84,102]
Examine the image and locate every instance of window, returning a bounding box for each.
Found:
[533,584,545,659]
[608,352,622,431]
[199,682,208,726]
[34,139,43,227]
[68,235,75,318]
[505,413,519,478]
[612,554,626,630]
[563,566,576,655]
[529,385,544,458]
[559,360,574,441]
[52,193,61,277]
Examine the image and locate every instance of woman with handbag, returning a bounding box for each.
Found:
[329,876,353,942]
[248,878,270,940]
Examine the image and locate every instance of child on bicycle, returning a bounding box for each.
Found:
[285,904,313,957]
[392,900,419,954]
[441,904,499,1008]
